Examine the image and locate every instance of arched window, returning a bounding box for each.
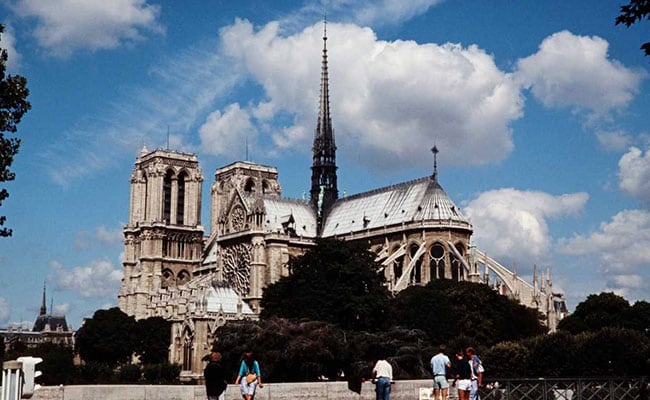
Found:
[177,270,190,285]
[163,170,173,223]
[451,243,465,281]
[409,244,422,284]
[244,178,255,192]
[182,328,193,371]
[177,171,187,225]
[430,242,446,280]
[262,180,270,194]
[391,246,404,284]
[161,268,174,288]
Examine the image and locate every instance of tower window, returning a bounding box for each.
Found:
[177,172,186,225]
[244,178,255,192]
[163,170,173,223]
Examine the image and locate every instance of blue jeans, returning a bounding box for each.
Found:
[470,380,480,400]
[376,377,391,400]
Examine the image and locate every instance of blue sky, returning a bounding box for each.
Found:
[1,0,650,329]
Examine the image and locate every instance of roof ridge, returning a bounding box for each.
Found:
[335,175,433,202]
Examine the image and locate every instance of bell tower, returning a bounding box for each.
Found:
[310,20,338,232]
[119,147,204,319]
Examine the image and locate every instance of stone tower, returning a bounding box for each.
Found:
[119,147,204,319]
[310,21,338,232]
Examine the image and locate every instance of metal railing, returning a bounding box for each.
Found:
[478,377,648,400]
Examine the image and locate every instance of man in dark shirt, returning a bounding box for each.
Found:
[204,352,228,400]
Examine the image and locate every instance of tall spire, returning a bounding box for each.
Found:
[431,145,439,181]
[310,18,338,231]
[40,282,47,316]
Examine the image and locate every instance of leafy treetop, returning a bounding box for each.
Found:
[0,24,31,237]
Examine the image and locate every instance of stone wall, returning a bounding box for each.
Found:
[13,380,445,400]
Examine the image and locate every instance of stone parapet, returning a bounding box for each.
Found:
[8,380,442,400]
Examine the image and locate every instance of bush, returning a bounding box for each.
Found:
[118,364,142,383]
[143,363,181,384]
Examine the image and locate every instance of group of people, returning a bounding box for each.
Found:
[205,345,481,400]
[203,350,262,400]
[431,344,483,400]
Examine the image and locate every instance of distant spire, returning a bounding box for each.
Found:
[431,145,439,181]
[40,282,47,316]
[310,17,338,231]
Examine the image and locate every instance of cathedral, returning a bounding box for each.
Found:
[117,25,568,380]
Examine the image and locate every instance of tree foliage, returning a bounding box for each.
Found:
[391,280,546,349]
[75,307,137,366]
[557,292,650,336]
[616,0,650,56]
[135,316,171,364]
[0,24,31,237]
[213,317,432,382]
[261,238,391,331]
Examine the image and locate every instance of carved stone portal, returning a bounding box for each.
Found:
[222,243,253,295]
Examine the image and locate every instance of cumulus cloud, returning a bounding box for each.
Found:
[347,0,443,26]
[50,259,123,299]
[218,20,523,170]
[619,147,650,204]
[199,103,256,157]
[464,189,589,263]
[558,209,650,298]
[12,0,162,57]
[74,225,123,249]
[0,297,9,324]
[597,130,633,152]
[0,25,20,72]
[515,31,646,115]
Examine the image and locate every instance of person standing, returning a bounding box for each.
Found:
[234,351,263,400]
[204,352,228,400]
[430,344,451,400]
[451,351,472,400]
[466,347,483,400]
[372,357,393,400]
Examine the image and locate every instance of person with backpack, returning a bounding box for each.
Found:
[466,347,483,400]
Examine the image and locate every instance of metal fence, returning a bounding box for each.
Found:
[479,377,649,400]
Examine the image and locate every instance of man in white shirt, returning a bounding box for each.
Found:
[372,358,393,400]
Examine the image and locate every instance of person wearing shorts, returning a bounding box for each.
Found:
[430,344,451,400]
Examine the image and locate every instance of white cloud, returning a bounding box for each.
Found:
[13,0,162,57]
[0,24,21,72]
[278,0,443,32]
[0,297,9,324]
[619,147,650,204]
[95,225,123,245]
[347,0,443,26]
[558,209,650,299]
[74,225,122,249]
[219,20,523,170]
[515,31,646,115]
[50,259,123,299]
[199,103,256,157]
[464,189,589,263]
[42,45,238,186]
[597,130,633,152]
[54,303,71,315]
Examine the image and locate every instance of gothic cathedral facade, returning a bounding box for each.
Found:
[118,24,567,379]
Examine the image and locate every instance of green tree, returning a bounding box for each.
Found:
[616,0,650,56]
[27,342,76,385]
[135,316,171,364]
[261,238,391,331]
[0,24,31,237]
[75,307,137,367]
[557,292,631,334]
[392,280,546,348]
